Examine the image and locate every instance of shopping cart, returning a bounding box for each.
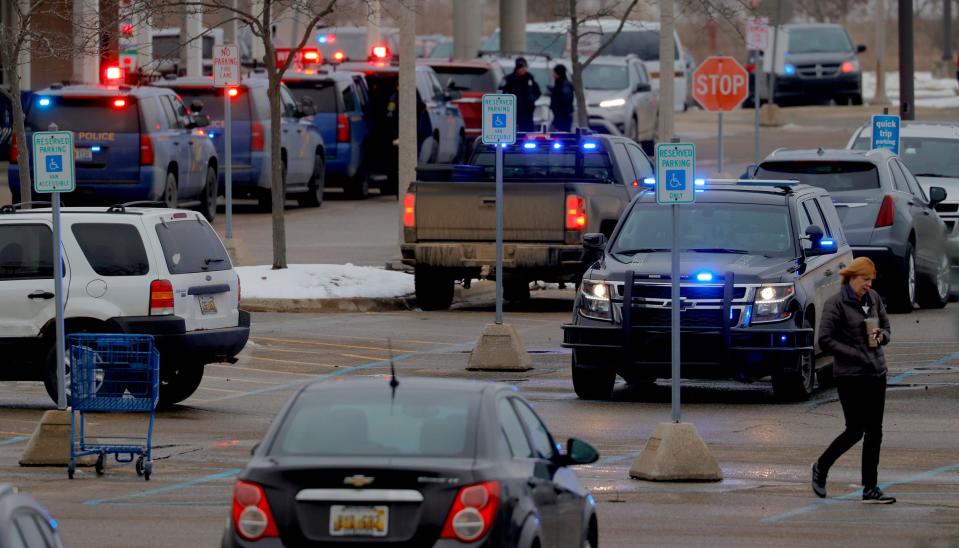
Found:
[67,334,159,481]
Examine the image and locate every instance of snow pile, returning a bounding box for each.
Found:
[237,264,414,300]
[862,71,959,109]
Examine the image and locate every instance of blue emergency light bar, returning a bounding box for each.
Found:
[523,142,537,150]
[694,271,714,282]
[820,239,836,248]
[91,146,101,152]
[582,142,598,150]
[38,98,51,107]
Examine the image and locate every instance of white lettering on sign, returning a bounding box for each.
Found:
[695,73,748,97]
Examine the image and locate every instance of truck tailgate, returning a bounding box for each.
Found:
[415,181,567,242]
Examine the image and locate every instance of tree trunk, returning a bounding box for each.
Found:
[0,46,32,206]
[267,73,287,270]
[572,59,589,129]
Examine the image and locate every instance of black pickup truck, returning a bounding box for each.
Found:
[401,131,655,310]
[562,179,854,401]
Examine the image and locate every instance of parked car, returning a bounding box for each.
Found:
[847,121,959,291]
[152,74,327,210]
[583,55,658,153]
[221,377,600,548]
[9,84,219,220]
[283,70,372,199]
[422,59,505,148]
[0,204,250,405]
[0,484,65,548]
[756,148,951,311]
[312,26,399,64]
[563,179,852,401]
[148,27,224,76]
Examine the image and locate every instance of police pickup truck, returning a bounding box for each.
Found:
[562,179,853,401]
[401,131,654,310]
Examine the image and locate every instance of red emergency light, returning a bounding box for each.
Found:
[332,50,345,62]
[113,98,127,108]
[105,66,123,81]
[371,45,390,60]
[303,49,320,62]
[227,87,239,98]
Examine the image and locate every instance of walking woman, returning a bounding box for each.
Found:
[811,257,895,503]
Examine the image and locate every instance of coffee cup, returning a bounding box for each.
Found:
[865,318,880,348]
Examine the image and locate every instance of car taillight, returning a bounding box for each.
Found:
[149,279,174,316]
[231,480,279,541]
[252,122,265,151]
[875,195,895,228]
[566,194,587,230]
[440,481,500,543]
[403,193,415,227]
[9,134,17,164]
[337,113,350,142]
[140,134,154,165]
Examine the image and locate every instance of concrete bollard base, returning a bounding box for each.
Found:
[224,238,250,266]
[629,422,722,482]
[467,323,533,371]
[760,104,785,127]
[19,409,92,467]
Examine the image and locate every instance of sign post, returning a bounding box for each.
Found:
[746,16,770,164]
[870,114,901,156]
[481,93,516,326]
[655,142,696,423]
[214,45,240,239]
[692,57,749,174]
[33,124,75,411]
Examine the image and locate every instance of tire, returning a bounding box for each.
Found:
[95,453,105,476]
[504,280,531,303]
[453,132,467,163]
[772,319,815,401]
[918,251,951,309]
[199,166,218,221]
[158,364,205,407]
[414,267,454,311]
[379,176,398,197]
[890,244,918,313]
[572,350,615,401]
[850,93,864,106]
[42,343,77,406]
[298,154,325,208]
[162,171,178,208]
[346,171,370,199]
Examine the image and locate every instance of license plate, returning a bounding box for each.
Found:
[329,505,388,537]
[75,148,93,162]
[198,295,218,315]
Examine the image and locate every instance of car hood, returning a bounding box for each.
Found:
[593,252,800,285]
[784,51,857,65]
[915,175,959,202]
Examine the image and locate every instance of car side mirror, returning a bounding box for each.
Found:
[563,438,599,466]
[583,232,608,252]
[804,225,837,257]
[298,101,316,117]
[250,442,259,456]
[929,186,947,208]
[189,114,210,128]
[634,82,651,93]
[741,163,758,179]
[190,99,204,114]
[857,44,867,54]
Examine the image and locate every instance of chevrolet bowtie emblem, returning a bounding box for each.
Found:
[343,474,374,487]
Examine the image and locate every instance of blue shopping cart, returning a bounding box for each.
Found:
[67,334,159,481]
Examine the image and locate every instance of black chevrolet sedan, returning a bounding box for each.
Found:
[222,378,600,548]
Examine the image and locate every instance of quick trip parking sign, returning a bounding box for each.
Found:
[871,114,900,156]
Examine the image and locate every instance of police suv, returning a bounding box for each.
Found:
[9,85,220,221]
[562,179,853,401]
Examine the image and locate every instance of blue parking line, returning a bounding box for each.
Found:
[83,468,242,506]
[761,462,959,524]
[0,436,29,447]
[889,351,959,385]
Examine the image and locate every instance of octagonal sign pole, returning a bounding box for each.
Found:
[692,56,749,174]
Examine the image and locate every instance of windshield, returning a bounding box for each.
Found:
[431,67,498,92]
[316,33,368,61]
[170,88,252,120]
[284,81,340,112]
[612,202,796,258]
[482,31,568,57]
[854,136,959,178]
[472,148,615,182]
[756,161,880,192]
[788,27,854,54]
[270,387,480,458]
[26,96,140,132]
[582,64,629,91]
[598,29,678,61]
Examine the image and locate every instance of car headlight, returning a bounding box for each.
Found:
[599,98,626,109]
[579,280,612,321]
[752,283,795,323]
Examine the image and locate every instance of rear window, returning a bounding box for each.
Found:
[0,225,52,280]
[271,387,480,458]
[170,88,252,121]
[154,219,230,274]
[601,30,679,61]
[756,161,880,192]
[472,147,615,182]
[72,223,149,276]
[285,80,340,112]
[26,96,140,133]
[431,67,497,92]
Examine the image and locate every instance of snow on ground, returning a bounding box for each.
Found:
[237,264,413,300]
[862,71,959,108]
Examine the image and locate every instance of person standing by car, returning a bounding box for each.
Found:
[549,63,575,132]
[811,257,896,504]
[499,57,541,132]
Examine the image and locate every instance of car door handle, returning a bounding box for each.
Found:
[28,291,55,300]
[839,263,847,269]
[824,269,834,277]
[297,129,303,134]
[173,141,180,146]
[283,129,289,134]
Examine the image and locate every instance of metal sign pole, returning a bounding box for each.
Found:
[495,144,504,325]
[53,190,66,410]
[671,203,681,423]
[225,90,233,239]
[718,112,724,174]
[754,50,762,164]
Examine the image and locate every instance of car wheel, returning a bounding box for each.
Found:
[162,171,178,208]
[572,350,615,400]
[772,319,815,401]
[453,132,467,163]
[504,279,531,303]
[890,244,918,313]
[199,166,218,221]
[158,364,205,407]
[850,93,864,106]
[346,171,370,200]
[42,343,71,405]
[918,251,951,309]
[414,267,454,311]
[298,153,325,208]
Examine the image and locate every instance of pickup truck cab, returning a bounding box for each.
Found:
[402,131,654,310]
[562,180,853,401]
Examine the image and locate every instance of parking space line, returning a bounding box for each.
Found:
[253,336,416,353]
[246,356,338,368]
[83,468,242,506]
[889,352,959,385]
[207,364,317,377]
[0,435,29,447]
[195,386,246,394]
[249,345,385,362]
[203,376,285,386]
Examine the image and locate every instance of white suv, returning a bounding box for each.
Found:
[0,203,250,405]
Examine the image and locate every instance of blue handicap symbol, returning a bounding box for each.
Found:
[665,169,686,191]
[46,155,63,173]
[492,113,507,128]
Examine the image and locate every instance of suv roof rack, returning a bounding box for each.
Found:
[0,202,53,213]
[706,178,800,192]
[107,201,164,213]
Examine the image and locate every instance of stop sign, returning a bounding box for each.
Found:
[692,56,749,112]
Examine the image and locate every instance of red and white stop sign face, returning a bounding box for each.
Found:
[692,56,749,112]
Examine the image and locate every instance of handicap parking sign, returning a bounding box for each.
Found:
[482,94,516,144]
[655,143,696,204]
[665,169,686,191]
[46,155,63,173]
[32,130,75,193]
[492,113,507,128]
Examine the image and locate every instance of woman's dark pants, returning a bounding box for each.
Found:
[817,375,887,489]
